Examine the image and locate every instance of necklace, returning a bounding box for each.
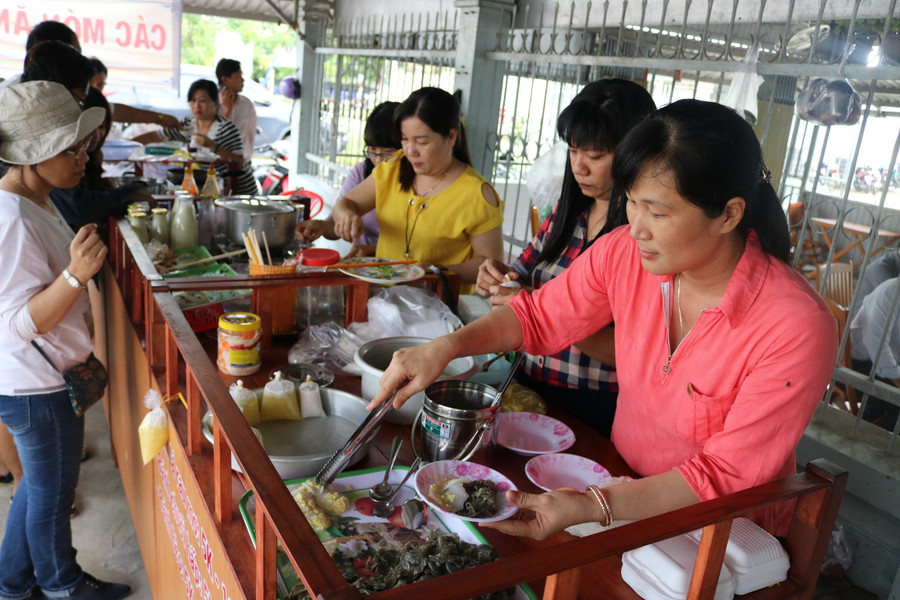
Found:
[663,274,706,375]
[403,163,453,258]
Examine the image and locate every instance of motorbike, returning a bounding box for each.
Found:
[253,140,291,195]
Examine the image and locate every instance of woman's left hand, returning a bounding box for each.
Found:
[191,133,214,151]
[479,488,597,540]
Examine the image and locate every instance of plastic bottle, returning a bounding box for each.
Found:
[298,375,326,418]
[200,163,220,199]
[149,207,170,245]
[180,160,199,196]
[259,371,301,421]
[170,193,199,249]
[229,380,261,425]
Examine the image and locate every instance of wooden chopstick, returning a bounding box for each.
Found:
[324,259,417,270]
[261,230,273,266]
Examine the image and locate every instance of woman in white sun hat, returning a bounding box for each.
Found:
[0,81,131,600]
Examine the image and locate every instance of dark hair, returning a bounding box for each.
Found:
[88,57,107,76]
[612,99,791,263]
[188,79,219,103]
[362,101,400,178]
[26,21,77,50]
[215,58,241,85]
[82,87,113,191]
[393,87,471,191]
[534,79,656,270]
[21,41,94,92]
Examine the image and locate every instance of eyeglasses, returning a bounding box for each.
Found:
[364,148,397,161]
[62,140,90,157]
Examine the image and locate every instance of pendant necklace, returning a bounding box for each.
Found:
[403,164,452,259]
[663,274,707,373]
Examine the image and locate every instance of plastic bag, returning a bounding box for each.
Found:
[260,371,301,421]
[796,78,861,126]
[821,524,853,576]
[526,141,567,222]
[366,286,461,339]
[288,322,368,375]
[229,380,261,425]
[500,383,547,414]
[724,44,764,125]
[138,389,169,465]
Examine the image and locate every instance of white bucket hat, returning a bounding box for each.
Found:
[0,80,106,165]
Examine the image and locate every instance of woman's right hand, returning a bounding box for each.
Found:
[366,337,455,411]
[295,219,326,242]
[476,259,523,305]
[68,224,107,284]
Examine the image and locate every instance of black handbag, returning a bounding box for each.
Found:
[31,342,109,416]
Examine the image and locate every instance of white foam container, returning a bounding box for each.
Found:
[622,534,736,600]
[622,518,790,600]
[687,518,790,595]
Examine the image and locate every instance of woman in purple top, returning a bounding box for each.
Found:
[297,101,399,258]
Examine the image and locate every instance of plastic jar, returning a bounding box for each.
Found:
[295,249,345,330]
[217,312,262,376]
[149,207,170,245]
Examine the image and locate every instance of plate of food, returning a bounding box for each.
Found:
[494,412,575,455]
[338,257,425,284]
[414,460,518,523]
[239,467,536,600]
[525,453,611,492]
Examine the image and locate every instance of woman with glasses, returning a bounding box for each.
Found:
[0,81,132,600]
[298,87,504,293]
[296,101,399,258]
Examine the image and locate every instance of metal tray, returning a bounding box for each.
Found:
[201,387,374,480]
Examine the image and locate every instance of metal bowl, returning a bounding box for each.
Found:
[202,387,373,479]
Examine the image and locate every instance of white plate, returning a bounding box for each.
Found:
[494,412,575,455]
[525,453,611,492]
[338,257,425,284]
[414,460,518,523]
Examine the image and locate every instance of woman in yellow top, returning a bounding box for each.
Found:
[296,87,504,293]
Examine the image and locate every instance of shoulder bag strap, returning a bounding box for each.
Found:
[31,340,61,373]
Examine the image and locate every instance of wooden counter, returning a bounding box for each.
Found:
[103,216,848,600]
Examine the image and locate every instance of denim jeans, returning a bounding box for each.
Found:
[0,391,85,599]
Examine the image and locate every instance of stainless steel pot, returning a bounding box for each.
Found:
[215,196,297,248]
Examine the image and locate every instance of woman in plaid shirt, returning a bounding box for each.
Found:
[475,79,655,436]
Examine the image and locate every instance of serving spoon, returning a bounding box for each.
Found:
[369,436,403,502]
[373,457,421,518]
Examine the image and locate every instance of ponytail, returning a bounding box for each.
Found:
[742,179,791,264]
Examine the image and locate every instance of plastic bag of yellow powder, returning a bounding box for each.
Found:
[138,389,169,465]
[500,383,547,414]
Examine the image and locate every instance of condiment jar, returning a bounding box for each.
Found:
[149,207,170,245]
[298,375,326,418]
[229,380,261,425]
[260,371,301,421]
[216,312,261,376]
[295,248,345,330]
[128,210,150,244]
[180,160,199,196]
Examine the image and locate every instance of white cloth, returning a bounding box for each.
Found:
[0,190,94,395]
[850,277,900,381]
[219,94,257,161]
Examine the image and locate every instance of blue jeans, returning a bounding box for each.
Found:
[0,391,85,599]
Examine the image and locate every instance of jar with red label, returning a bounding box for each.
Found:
[217,312,261,376]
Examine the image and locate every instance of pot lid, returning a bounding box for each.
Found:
[215,196,296,214]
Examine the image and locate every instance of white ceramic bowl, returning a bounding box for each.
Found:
[525,453,611,492]
[354,336,477,425]
[413,459,518,522]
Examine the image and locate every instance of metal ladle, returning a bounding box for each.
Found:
[373,457,421,519]
[369,436,403,502]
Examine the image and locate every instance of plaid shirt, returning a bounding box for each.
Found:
[512,209,617,392]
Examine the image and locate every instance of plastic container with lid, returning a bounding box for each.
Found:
[217,312,261,376]
[149,207,170,245]
[295,248,345,330]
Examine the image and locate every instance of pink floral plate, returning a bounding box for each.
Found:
[525,453,611,492]
[494,412,575,455]
[414,460,518,523]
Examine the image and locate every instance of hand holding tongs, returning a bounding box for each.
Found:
[314,387,400,486]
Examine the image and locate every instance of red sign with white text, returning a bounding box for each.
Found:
[0,0,181,89]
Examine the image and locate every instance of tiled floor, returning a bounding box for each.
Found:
[0,404,151,599]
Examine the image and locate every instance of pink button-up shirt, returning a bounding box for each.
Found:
[508,226,837,534]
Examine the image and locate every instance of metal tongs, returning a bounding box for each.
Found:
[314,387,400,486]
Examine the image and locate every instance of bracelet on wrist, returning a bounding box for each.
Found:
[585,485,612,527]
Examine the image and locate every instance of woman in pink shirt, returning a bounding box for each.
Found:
[370,99,837,537]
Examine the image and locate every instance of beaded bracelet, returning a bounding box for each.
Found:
[585,485,613,527]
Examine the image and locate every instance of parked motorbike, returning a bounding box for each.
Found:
[253,141,291,195]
